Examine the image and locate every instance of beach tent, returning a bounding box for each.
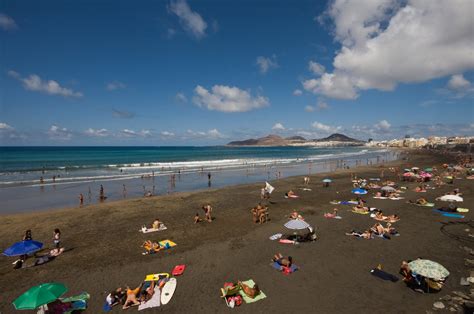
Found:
[13,283,67,310]
[3,240,43,257]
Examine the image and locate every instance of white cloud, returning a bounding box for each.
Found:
[84,128,109,137]
[48,125,73,140]
[374,119,391,131]
[311,121,341,133]
[120,129,152,138]
[9,71,83,98]
[185,128,224,139]
[316,99,329,111]
[175,92,188,103]
[305,1,474,99]
[308,61,325,76]
[293,89,303,96]
[0,122,13,130]
[193,84,269,112]
[0,13,17,30]
[256,55,278,74]
[160,131,175,138]
[272,123,285,130]
[106,81,126,91]
[447,74,471,90]
[305,105,315,112]
[168,0,207,39]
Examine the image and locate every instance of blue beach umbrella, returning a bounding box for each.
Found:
[322,179,332,183]
[3,240,43,257]
[351,188,367,195]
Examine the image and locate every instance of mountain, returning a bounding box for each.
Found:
[227,133,364,146]
[314,133,363,142]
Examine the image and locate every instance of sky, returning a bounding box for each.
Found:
[0,0,473,146]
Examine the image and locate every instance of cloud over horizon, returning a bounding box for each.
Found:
[8,71,83,98]
[168,0,208,39]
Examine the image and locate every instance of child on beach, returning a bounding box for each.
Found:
[23,229,32,241]
[194,213,202,223]
[53,228,61,248]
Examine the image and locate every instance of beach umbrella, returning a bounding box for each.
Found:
[381,186,396,192]
[13,282,67,310]
[411,167,419,170]
[3,240,43,257]
[424,168,433,172]
[403,168,411,172]
[264,182,275,194]
[284,219,310,230]
[322,179,332,183]
[408,260,449,281]
[437,195,463,202]
[351,188,367,195]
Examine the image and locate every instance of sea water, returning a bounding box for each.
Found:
[0,146,397,213]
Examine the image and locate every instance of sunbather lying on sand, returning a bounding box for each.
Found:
[408,198,428,205]
[123,284,143,309]
[142,240,162,255]
[140,281,155,302]
[238,281,260,299]
[374,212,400,222]
[352,206,369,213]
[345,229,373,239]
[272,253,292,267]
[106,288,125,308]
[324,208,339,218]
[289,211,304,220]
[370,223,398,239]
[285,190,297,198]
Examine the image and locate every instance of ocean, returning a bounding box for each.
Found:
[0,146,397,213]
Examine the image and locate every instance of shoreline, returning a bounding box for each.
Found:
[0,149,471,313]
[0,149,400,214]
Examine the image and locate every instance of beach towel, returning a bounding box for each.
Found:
[299,188,312,191]
[269,233,282,240]
[145,273,169,281]
[351,210,369,215]
[457,208,469,213]
[272,262,298,274]
[172,265,186,276]
[238,280,267,304]
[285,195,299,199]
[370,268,399,282]
[433,209,464,218]
[412,202,435,207]
[279,239,295,244]
[324,213,342,219]
[138,287,160,311]
[159,240,177,249]
[139,224,168,233]
[339,201,358,205]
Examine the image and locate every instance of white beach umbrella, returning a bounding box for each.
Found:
[381,186,396,192]
[437,195,463,202]
[284,219,310,230]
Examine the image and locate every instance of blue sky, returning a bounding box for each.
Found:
[0,0,473,145]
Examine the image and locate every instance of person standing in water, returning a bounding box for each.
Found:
[122,184,127,198]
[79,193,84,206]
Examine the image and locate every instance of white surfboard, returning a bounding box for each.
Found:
[161,278,177,305]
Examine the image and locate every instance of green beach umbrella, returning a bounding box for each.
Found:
[424,168,433,172]
[408,259,449,281]
[13,282,67,310]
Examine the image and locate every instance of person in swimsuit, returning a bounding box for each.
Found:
[238,281,260,299]
[202,204,212,222]
[53,228,61,248]
[272,253,292,267]
[122,284,143,309]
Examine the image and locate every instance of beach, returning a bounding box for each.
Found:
[0,150,472,313]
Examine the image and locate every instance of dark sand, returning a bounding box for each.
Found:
[0,150,472,313]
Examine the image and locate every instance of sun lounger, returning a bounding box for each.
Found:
[238,280,267,304]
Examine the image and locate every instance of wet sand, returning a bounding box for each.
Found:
[0,150,472,313]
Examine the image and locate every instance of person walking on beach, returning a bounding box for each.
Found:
[53,228,61,249]
[88,186,92,202]
[122,184,127,198]
[202,204,213,222]
[99,184,105,201]
[207,172,211,182]
[40,176,44,184]
[79,193,84,206]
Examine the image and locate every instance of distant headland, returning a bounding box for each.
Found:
[226,133,365,147]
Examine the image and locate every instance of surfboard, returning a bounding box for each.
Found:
[145,273,169,282]
[442,213,464,218]
[161,278,177,305]
[457,208,469,213]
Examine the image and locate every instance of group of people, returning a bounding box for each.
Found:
[194,204,213,223]
[106,279,160,310]
[251,203,269,224]
[13,228,63,269]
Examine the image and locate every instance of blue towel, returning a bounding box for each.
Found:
[272,261,299,273]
